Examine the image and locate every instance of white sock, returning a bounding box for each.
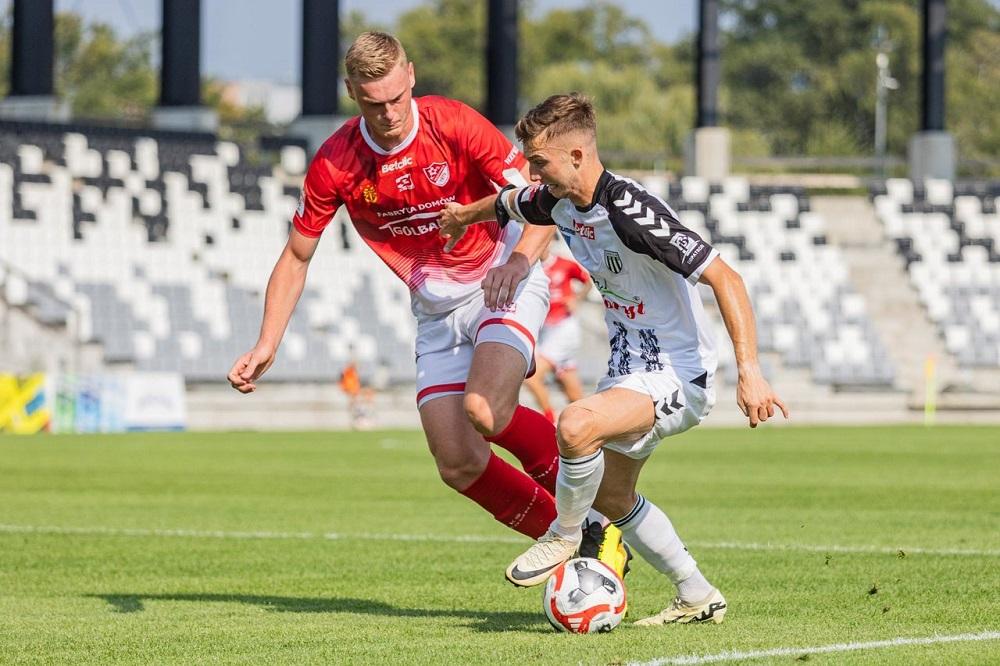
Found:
[552,451,604,539]
[613,494,714,602]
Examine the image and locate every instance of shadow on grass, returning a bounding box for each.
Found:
[87,593,549,633]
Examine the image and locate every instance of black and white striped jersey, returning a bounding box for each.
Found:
[509,170,718,379]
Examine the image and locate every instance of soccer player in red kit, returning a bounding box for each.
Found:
[226,32,564,540]
[524,247,590,423]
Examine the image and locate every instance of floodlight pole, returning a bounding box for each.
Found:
[874,51,897,176]
[908,0,954,181]
[686,0,730,180]
[153,0,217,131]
[0,0,65,120]
[290,0,346,153]
[487,0,519,139]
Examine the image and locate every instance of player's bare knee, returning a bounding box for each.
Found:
[462,391,496,435]
[436,455,488,491]
[557,405,599,457]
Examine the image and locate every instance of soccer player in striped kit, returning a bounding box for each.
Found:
[444,93,788,625]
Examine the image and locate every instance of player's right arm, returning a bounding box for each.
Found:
[228,229,319,393]
[229,144,341,394]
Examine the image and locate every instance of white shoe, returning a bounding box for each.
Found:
[634,588,727,625]
[505,529,581,587]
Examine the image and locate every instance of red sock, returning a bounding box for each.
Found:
[460,453,556,539]
[485,405,559,495]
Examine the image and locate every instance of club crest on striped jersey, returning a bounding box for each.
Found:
[605,250,623,274]
[423,162,451,187]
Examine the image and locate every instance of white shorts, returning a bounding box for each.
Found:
[536,316,581,375]
[415,263,550,407]
[597,369,715,459]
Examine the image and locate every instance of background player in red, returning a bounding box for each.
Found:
[524,244,591,423]
[227,32,570,543]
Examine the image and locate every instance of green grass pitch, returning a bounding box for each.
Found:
[1,426,998,664]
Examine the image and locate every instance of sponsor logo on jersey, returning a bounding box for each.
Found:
[386,220,441,237]
[504,145,520,165]
[605,250,623,274]
[592,277,644,319]
[670,234,701,262]
[395,173,414,192]
[573,219,595,240]
[362,182,378,204]
[375,195,457,219]
[295,191,305,217]
[423,162,451,187]
[603,297,646,320]
[380,155,413,174]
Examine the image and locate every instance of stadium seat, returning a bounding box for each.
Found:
[672,178,898,387]
[0,119,417,383]
[872,178,1000,367]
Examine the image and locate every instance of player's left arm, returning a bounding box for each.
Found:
[699,258,789,428]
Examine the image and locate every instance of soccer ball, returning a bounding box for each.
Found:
[542,557,627,634]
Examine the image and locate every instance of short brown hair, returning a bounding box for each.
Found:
[345,31,408,80]
[515,93,597,146]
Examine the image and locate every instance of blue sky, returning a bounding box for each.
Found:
[26,0,696,84]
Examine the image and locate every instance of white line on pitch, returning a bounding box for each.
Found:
[0,524,997,557]
[629,630,1000,666]
[692,540,1000,557]
[0,524,525,544]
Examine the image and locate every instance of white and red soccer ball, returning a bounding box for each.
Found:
[543,557,627,634]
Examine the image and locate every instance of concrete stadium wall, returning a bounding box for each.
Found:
[0,298,103,375]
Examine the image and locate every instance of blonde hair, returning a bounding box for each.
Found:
[345,31,408,80]
[515,93,597,146]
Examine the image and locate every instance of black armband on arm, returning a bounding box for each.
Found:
[494,184,517,228]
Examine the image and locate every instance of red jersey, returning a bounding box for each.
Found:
[293,96,527,316]
[543,255,589,325]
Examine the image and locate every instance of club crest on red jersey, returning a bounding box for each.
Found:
[362,183,378,204]
[423,162,451,187]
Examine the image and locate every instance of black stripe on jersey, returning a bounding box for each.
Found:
[513,184,559,225]
[602,175,714,279]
